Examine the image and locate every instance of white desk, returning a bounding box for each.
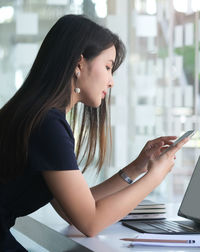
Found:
[13,203,200,252]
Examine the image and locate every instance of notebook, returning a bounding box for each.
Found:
[122,156,200,234]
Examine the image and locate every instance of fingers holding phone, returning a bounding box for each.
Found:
[161,130,196,156]
[146,130,196,181]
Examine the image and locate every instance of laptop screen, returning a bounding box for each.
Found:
[178,156,200,223]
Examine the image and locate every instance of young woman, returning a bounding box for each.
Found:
[0,15,188,251]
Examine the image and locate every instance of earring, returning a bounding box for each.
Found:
[74,87,81,94]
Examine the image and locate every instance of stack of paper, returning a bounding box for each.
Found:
[121,199,166,221]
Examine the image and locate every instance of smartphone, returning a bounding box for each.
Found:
[162,130,196,155]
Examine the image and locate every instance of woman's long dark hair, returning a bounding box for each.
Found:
[0,15,125,182]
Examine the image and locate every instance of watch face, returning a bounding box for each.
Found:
[119,170,133,184]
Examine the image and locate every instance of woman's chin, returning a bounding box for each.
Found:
[90,103,101,108]
[82,99,102,108]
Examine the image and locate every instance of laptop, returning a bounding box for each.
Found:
[122,157,200,234]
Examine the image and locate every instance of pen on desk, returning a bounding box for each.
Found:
[120,238,195,244]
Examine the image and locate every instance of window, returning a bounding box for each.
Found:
[1,0,200,203]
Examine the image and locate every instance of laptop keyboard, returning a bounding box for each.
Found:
[144,220,198,233]
[134,220,200,233]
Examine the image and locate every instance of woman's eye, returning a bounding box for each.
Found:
[106,66,111,71]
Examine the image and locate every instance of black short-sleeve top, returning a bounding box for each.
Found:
[0,108,79,251]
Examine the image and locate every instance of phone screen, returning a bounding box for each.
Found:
[172,130,195,146]
[162,130,195,155]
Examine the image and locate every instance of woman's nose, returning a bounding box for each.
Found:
[108,78,114,88]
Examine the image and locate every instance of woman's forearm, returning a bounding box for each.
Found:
[90,136,178,201]
[88,171,161,236]
[90,161,143,201]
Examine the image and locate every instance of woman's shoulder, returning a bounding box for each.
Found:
[38,108,74,140]
[44,108,67,125]
[28,108,79,172]
[45,107,65,119]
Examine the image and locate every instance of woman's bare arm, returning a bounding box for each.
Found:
[50,162,137,223]
[44,169,159,237]
[91,136,176,201]
[43,138,188,237]
[90,162,139,201]
[50,198,72,224]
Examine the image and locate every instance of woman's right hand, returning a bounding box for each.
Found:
[146,136,189,182]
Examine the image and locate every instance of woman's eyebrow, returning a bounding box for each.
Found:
[108,60,114,65]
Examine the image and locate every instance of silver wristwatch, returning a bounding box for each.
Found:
[118,169,133,184]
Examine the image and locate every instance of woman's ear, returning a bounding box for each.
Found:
[76,54,84,71]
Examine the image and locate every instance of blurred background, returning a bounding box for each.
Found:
[1,0,200,204]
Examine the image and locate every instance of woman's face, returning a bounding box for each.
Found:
[76,45,116,108]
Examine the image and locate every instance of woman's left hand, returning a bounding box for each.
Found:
[132,136,177,174]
